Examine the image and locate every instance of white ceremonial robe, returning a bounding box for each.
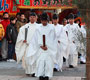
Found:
[53,24,68,71]
[66,23,80,67]
[26,24,57,77]
[15,22,39,74]
[63,25,70,60]
[79,25,86,63]
[63,25,70,63]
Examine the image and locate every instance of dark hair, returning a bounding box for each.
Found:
[16,13,21,16]
[68,13,74,19]
[62,18,67,23]
[29,12,36,17]
[52,14,59,20]
[10,17,16,22]
[41,13,49,21]
[3,12,8,16]
[20,13,25,16]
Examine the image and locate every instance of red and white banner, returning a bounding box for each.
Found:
[0,0,19,15]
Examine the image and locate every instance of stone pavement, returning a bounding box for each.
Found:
[0,76,84,80]
[0,61,86,80]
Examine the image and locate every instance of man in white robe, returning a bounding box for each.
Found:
[74,18,86,63]
[62,18,70,67]
[15,13,39,76]
[52,14,68,71]
[66,13,80,68]
[78,25,86,63]
[26,13,57,80]
[79,25,86,63]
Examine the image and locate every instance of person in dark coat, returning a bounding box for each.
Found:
[16,13,27,33]
[6,17,18,62]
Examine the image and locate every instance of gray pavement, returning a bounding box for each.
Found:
[0,61,86,80]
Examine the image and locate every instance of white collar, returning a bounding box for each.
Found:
[54,24,59,26]
[29,22,36,25]
[69,23,75,26]
[41,23,49,27]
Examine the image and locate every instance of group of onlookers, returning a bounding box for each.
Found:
[0,12,27,62]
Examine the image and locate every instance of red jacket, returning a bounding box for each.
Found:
[1,19,10,37]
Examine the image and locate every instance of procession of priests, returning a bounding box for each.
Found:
[15,12,86,80]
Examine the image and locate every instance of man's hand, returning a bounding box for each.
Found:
[40,46,48,50]
[73,41,75,43]
[9,41,12,43]
[23,40,27,43]
[58,41,60,44]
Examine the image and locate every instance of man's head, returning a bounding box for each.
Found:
[52,14,59,25]
[62,18,67,26]
[41,13,49,26]
[68,13,74,25]
[3,12,9,20]
[16,13,21,20]
[29,12,36,23]
[10,17,16,24]
[20,13,25,20]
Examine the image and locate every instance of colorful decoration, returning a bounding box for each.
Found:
[16,0,20,4]
[0,0,19,15]
[24,0,30,6]
[13,1,17,11]
[0,0,79,15]
[15,0,74,9]
[0,0,8,11]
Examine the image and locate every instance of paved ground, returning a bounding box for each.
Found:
[0,61,86,80]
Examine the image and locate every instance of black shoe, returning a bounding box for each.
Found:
[0,57,2,61]
[32,73,35,77]
[0,58,2,61]
[39,76,44,80]
[80,61,86,64]
[2,58,7,61]
[69,65,74,68]
[26,74,30,77]
[44,76,49,80]
[54,68,58,72]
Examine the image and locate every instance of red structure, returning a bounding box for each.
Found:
[0,0,75,15]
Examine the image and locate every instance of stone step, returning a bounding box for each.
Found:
[0,76,86,80]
